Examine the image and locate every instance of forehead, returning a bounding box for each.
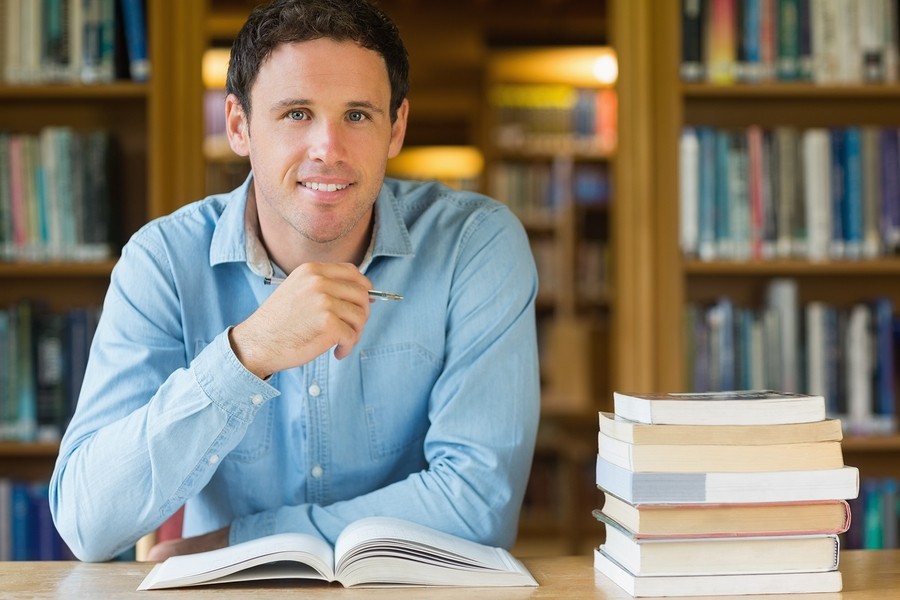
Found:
[254,38,391,101]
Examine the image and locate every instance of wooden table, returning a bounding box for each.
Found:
[0,551,897,598]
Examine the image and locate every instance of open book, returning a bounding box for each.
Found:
[137,516,538,590]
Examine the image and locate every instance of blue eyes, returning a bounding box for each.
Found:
[285,110,369,122]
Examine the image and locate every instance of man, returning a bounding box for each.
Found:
[50,0,539,562]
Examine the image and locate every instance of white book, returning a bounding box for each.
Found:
[595,456,860,504]
[680,127,699,256]
[137,516,537,590]
[766,278,799,393]
[601,519,841,576]
[846,303,873,434]
[806,302,828,398]
[612,389,825,426]
[594,548,843,597]
[802,128,832,261]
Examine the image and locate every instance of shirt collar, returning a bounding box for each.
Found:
[209,174,414,277]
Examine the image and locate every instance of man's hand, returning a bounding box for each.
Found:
[145,526,230,562]
[230,262,373,378]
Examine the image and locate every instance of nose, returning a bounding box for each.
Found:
[306,119,346,165]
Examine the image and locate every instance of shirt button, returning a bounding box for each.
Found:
[308,383,321,397]
[311,465,324,478]
[250,394,263,406]
[209,454,219,465]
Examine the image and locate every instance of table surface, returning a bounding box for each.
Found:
[0,550,897,598]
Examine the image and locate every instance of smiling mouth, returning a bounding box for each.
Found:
[301,181,350,192]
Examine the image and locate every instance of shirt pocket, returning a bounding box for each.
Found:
[195,339,274,463]
[360,343,441,460]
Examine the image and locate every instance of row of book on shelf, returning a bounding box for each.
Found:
[593,389,859,596]
[0,0,149,85]
[679,125,900,262]
[851,477,900,549]
[530,237,609,305]
[489,159,610,224]
[682,0,900,85]
[488,84,616,155]
[0,478,135,561]
[0,301,101,443]
[0,127,115,262]
[686,278,897,436]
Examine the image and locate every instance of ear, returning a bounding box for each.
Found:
[387,98,409,159]
[225,94,250,157]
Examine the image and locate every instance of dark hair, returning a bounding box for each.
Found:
[226,0,410,122]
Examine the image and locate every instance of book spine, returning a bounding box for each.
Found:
[681,127,700,256]
[708,0,738,84]
[118,0,148,81]
[843,126,863,258]
[777,0,801,80]
[682,0,706,81]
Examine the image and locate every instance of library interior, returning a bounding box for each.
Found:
[2,0,900,595]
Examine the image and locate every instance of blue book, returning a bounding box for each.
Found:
[697,127,717,260]
[863,478,883,549]
[829,128,846,258]
[843,127,863,258]
[872,298,896,422]
[741,0,761,81]
[30,483,62,560]
[880,129,900,253]
[708,297,735,391]
[11,483,33,560]
[714,130,732,258]
[119,0,150,81]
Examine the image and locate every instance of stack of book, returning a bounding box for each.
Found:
[593,390,860,597]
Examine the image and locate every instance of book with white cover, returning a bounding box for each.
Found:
[600,517,840,576]
[612,389,825,425]
[594,548,843,597]
[596,456,860,504]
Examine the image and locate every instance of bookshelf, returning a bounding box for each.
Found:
[627,0,900,547]
[0,0,206,506]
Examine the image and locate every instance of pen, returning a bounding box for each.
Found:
[263,276,404,301]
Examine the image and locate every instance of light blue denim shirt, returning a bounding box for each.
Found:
[50,175,540,562]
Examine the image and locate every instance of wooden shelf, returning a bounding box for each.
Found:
[682,82,900,98]
[0,261,117,278]
[684,259,900,276]
[842,435,900,452]
[0,82,149,100]
[0,442,60,457]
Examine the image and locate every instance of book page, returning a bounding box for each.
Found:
[137,532,335,590]
[333,517,536,587]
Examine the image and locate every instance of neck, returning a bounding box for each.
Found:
[249,186,373,272]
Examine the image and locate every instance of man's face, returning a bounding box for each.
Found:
[228,38,408,255]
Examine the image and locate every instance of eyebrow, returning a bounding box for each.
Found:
[271,99,386,116]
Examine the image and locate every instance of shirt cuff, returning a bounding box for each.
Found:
[191,328,280,423]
